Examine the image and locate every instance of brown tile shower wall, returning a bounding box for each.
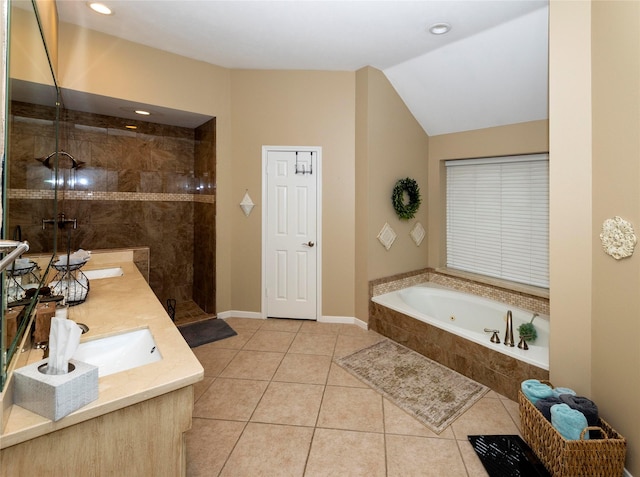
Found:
[193,119,216,314]
[8,103,216,314]
[369,269,550,400]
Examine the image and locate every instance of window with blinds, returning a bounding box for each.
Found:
[445,154,549,288]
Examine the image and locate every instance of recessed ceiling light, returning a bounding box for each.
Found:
[428,22,451,35]
[135,110,151,116]
[88,3,113,15]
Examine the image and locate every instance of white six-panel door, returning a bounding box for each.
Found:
[263,147,320,320]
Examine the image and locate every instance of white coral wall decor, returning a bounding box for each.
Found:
[600,216,637,260]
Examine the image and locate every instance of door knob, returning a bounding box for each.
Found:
[303,241,315,247]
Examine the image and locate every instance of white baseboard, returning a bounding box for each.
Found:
[217,311,368,329]
[318,315,368,329]
[217,310,264,320]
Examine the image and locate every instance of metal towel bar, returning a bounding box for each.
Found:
[0,240,30,273]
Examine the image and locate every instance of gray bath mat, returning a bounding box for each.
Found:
[178,318,237,348]
[336,339,489,434]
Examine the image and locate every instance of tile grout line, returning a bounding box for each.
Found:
[215,322,269,477]
[225,322,276,474]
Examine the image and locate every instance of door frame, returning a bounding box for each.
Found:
[261,145,322,320]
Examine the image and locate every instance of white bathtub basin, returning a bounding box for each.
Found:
[72,328,162,377]
[83,267,124,280]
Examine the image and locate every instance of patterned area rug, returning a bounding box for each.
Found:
[336,339,489,434]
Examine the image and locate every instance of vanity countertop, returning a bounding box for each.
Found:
[0,251,204,449]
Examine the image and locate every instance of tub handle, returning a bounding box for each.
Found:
[484,328,501,344]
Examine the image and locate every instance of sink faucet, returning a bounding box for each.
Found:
[504,310,515,347]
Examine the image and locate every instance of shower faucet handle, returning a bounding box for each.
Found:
[42,214,77,230]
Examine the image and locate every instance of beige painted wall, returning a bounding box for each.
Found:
[550,1,639,473]
[354,68,370,322]
[230,70,356,317]
[58,23,231,118]
[355,67,429,321]
[364,67,430,280]
[9,5,55,86]
[591,1,640,474]
[427,121,549,268]
[548,0,594,403]
[33,0,58,74]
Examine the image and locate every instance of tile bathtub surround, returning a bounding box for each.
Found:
[369,272,550,399]
[8,102,216,314]
[368,301,549,401]
[370,269,431,297]
[187,317,521,476]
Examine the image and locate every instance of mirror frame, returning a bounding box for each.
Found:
[1,0,59,390]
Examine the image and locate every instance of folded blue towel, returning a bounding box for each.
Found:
[552,387,576,398]
[535,396,563,421]
[551,403,589,440]
[559,394,599,427]
[521,379,553,404]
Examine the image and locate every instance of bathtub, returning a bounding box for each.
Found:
[372,283,549,370]
[369,282,550,400]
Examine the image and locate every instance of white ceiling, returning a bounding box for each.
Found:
[55,0,549,135]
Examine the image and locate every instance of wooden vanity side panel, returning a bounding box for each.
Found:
[1,386,193,476]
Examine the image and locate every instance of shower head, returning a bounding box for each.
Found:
[36,151,85,169]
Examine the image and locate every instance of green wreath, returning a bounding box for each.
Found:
[392,178,421,220]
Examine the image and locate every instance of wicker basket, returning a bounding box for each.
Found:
[519,388,626,477]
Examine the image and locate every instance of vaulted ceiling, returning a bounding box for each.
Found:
[56,0,549,136]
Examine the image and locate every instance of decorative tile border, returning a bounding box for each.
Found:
[370,268,550,316]
[371,269,430,297]
[8,189,215,204]
[8,189,56,200]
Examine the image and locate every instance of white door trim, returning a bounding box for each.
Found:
[261,145,322,320]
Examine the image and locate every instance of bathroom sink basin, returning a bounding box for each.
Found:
[72,328,162,377]
[83,267,124,280]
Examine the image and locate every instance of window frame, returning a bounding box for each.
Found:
[445,153,549,289]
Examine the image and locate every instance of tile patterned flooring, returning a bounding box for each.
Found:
[186,318,522,476]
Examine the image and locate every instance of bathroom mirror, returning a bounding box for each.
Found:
[1,0,60,390]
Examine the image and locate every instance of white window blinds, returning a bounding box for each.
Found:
[445,154,549,288]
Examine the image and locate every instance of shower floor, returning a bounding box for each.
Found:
[172,300,214,326]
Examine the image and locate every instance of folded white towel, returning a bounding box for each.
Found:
[56,249,91,266]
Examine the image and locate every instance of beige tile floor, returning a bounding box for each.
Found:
[186,318,522,476]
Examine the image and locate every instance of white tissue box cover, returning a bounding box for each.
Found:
[13,358,98,421]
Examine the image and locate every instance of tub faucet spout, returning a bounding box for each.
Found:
[504,310,515,347]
